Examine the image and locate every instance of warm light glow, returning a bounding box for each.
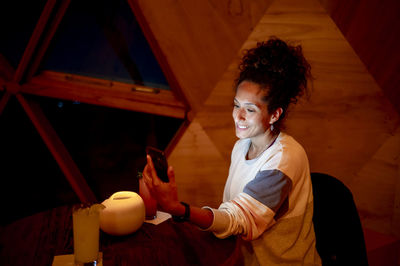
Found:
[100,191,145,236]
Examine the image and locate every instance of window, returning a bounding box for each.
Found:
[0,0,189,223]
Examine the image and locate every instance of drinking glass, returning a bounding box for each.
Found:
[73,203,104,265]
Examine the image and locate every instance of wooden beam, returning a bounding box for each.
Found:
[25,0,71,82]
[126,0,190,111]
[14,0,57,83]
[16,93,97,203]
[22,71,187,118]
[165,118,191,157]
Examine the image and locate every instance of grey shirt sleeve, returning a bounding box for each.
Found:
[243,169,292,219]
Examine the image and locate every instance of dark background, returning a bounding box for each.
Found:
[0,94,183,225]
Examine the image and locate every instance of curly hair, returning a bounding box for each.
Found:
[235,37,312,131]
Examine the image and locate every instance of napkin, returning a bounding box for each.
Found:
[144,211,171,225]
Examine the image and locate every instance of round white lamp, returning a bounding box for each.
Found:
[100,191,145,236]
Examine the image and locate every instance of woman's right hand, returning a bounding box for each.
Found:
[142,155,182,214]
[144,155,214,229]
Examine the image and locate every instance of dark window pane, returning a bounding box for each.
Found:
[0,1,47,68]
[0,95,79,225]
[35,95,183,201]
[0,95,183,224]
[39,0,169,89]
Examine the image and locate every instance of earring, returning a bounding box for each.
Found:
[270,123,274,132]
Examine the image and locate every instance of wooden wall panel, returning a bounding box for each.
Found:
[169,0,400,238]
[133,0,272,113]
[168,120,229,208]
[349,126,400,235]
[319,0,400,114]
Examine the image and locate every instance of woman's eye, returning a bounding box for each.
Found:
[247,109,255,113]
[233,103,239,108]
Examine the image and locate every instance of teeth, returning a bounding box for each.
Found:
[238,125,248,129]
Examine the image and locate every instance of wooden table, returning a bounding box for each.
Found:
[0,205,241,265]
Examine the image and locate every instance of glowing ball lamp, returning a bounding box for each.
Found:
[100,191,145,236]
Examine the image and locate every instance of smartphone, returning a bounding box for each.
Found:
[145,146,169,183]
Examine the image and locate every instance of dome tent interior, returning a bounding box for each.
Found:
[0,0,399,262]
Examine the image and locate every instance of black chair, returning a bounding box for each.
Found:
[311,172,369,266]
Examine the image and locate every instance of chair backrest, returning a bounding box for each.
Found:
[311,172,368,265]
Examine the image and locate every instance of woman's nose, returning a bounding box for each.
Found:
[235,108,245,121]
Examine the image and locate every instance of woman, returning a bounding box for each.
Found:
[143,37,321,265]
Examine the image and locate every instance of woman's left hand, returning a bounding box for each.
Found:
[142,155,181,213]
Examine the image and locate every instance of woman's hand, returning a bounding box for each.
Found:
[142,155,181,214]
[143,155,214,228]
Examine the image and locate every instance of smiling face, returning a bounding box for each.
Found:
[232,81,272,141]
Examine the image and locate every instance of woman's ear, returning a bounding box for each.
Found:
[269,107,283,124]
